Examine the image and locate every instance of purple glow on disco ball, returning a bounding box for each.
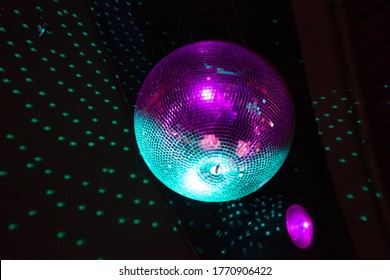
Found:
[134,41,294,202]
[286,204,314,249]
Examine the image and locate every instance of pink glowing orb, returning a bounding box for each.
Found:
[286,204,314,249]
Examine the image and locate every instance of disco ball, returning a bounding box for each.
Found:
[134,41,294,202]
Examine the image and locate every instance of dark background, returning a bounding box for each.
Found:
[1,0,388,259]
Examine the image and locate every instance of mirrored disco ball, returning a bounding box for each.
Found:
[134,41,294,202]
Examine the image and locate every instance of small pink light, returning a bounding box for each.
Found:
[286,204,314,249]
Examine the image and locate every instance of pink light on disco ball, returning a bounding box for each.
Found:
[286,204,314,249]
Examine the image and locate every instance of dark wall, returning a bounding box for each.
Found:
[0,0,196,259]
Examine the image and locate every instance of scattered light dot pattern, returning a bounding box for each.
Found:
[0,0,196,259]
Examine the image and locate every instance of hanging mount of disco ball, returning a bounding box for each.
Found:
[134,41,294,202]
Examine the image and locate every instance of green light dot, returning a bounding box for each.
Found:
[57,231,66,239]
[111,120,118,125]
[151,222,159,228]
[104,99,110,103]
[118,218,126,224]
[44,169,53,175]
[42,57,49,62]
[88,142,95,147]
[116,193,123,199]
[335,137,342,141]
[325,146,331,151]
[359,215,368,222]
[361,186,369,192]
[113,106,119,110]
[134,199,141,205]
[328,125,334,129]
[58,136,66,141]
[25,103,33,108]
[86,83,93,88]
[87,105,94,110]
[62,112,69,117]
[133,219,141,225]
[15,53,22,58]
[98,136,105,140]
[82,181,90,186]
[80,98,86,102]
[46,189,55,195]
[78,205,86,211]
[64,174,72,180]
[142,179,149,184]
[57,202,65,208]
[110,142,116,146]
[346,131,354,135]
[57,81,64,86]
[73,119,80,123]
[351,152,358,157]
[275,226,280,231]
[98,188,106,194]
[339,158,347,163]
[265,231,271,236]
[26,163,35,168]
[12,89,21,95]
[148,200,156,206]
[28,210,38,216]
[6,134,16,140]
[0,170,8,176]
[130,173,137,179]
[38,91,46,96]
[123,146,129,151]
[173,226,178,232]
[92,118,98,122]
[49,103,57,107]
[76,239,85,246]
[3,78,11,83]
[20,67,28,72]
[69,141,78,147]
[43,126,52,131]
[14,9,21,15]
[85,130,92,135]
[8,224,19,231]
[34,156,43,162]
[49,67,56,72]
[30,47,37,52]
[69,64,75,68]
[96,210,104,216]
[346,193,354,200]
[375,192,382,199]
